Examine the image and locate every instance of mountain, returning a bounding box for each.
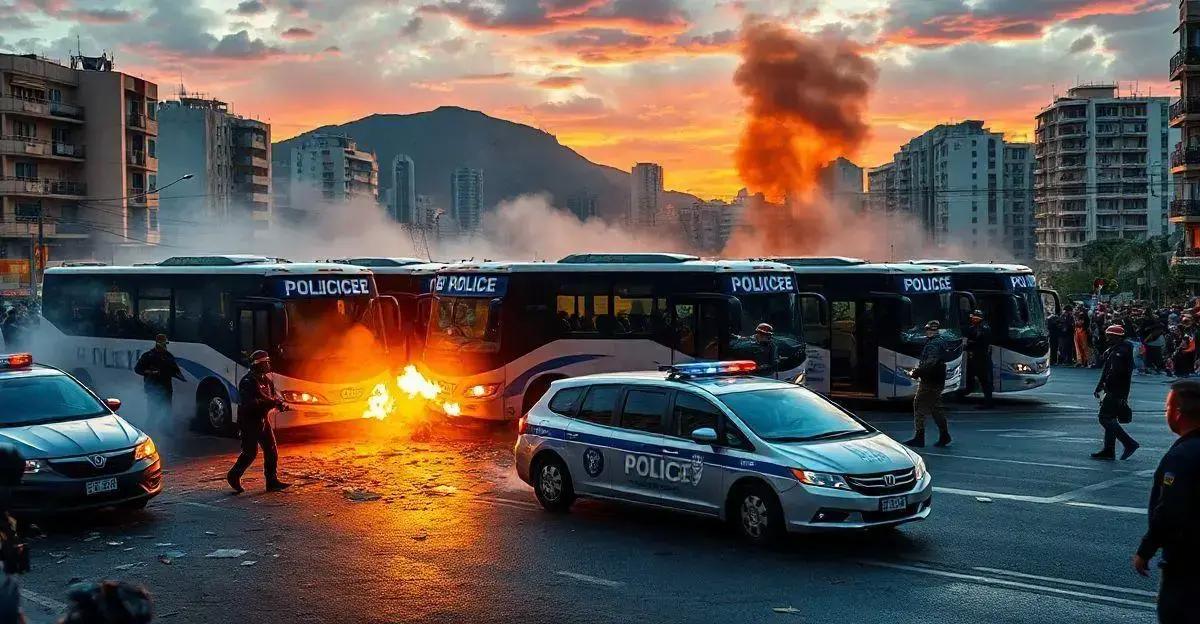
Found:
[271,106,700,222]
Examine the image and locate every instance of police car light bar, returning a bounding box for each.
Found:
[0,353,33,369]
[662,360,759,379]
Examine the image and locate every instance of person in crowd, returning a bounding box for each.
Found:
[1058,305,1076,366]
[1172,318,1197,378]
[1133,379,1200,623]
[0,309,20,351]
[1047,306,1062,367]
[133,334,185,420]
[962,309,994,409]
[1074,316,1091,368]
[1145,316,1168,375]
[750,323,779,378]
[58,580,154,624]
[1093,325,1139,461]
[0,444,27,624]
[905,321,950,449]
[227,350,290,493]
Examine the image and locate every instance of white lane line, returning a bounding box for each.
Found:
[555,571,625,588]
[177,501,224,511]
[1047,470,1155,503]
[1064,501,1147,515]
[932,486,1052,504]
[971,567,1158,598]
[919,452,1101,471]
[860,560,1155,609]
[21,588,67,612]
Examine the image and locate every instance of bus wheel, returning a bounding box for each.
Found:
[196,385,233,435]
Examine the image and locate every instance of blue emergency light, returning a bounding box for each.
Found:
[661,360,760,379]
[0,353,33,369]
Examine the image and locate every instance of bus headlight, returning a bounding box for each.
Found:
[1010,362,1034,374]
[793,371,807,385]
[281,390,328,405]
[134,437,158,462]
[463,383,500,399]
[790,468,851,490]
[24,459,44,474]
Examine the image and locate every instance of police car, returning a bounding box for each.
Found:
[0,353,162,514]
[514,361,931,543]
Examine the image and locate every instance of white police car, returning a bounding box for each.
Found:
[514,361,932,543]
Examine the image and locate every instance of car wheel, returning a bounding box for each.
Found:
[533,454,574,512]
[196,386,233,435]
[735,483,784,545]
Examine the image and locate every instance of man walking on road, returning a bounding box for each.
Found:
[1133,379,1200,623]
[227,350,290,493]
[905,320,950,448]
[1092,325,1139,460]
[962,309,994,409]
[133,334,185,420]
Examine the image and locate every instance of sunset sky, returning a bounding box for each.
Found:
[1,0,1179,199]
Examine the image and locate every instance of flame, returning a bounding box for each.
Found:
[442,402,462,417]
[397,365,441,400]
[362,383,395,420]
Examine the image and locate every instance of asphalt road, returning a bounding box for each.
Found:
[14,367,1174,623]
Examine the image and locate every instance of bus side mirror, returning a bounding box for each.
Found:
[726,296,743,333]
[486,298,503,336]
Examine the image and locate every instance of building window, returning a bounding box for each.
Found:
[13,120,35,139]
[14,162,37,179]
[147,139,156,158]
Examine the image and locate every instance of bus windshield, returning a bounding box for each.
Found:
[275,297,386,382]
[1008,288,1048,340]
[901,293,959,342]
[427,297,500,353]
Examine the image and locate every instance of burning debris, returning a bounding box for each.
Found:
[358,365,462,422]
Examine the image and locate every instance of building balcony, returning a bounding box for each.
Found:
[1171,46,1200,79]
[128,191,157,208]
[236,174,270,187]
[1172,145,1200,171]
[235,154,269,169]
[0,176,86,197]
[126,112,158,135]
[1171,199,1200,221]
[48,100,83,119]
[236,133,267,149]
[1171,255,1200,281]
[0,96,84,123]
[0,136,85,160]
[1170,97,1200,126]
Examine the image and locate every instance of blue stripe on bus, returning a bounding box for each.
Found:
[175,358,240,403]
[528,424,796,478]
[502,354,609,398]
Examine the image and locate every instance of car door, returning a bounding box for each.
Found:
[657,391,728,515]
[607,386,673,505]
[561,384,622,497]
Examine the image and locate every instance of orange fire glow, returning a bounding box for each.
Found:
[359,365,464,421]
[362,383,396,420]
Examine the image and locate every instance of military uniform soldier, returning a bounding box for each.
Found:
[905,321,951,448]
[1134,379,1200,623]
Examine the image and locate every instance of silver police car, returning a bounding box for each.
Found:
[514,361,931,543]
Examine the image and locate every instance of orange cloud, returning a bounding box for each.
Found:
[535,75,584,89]
[281,27,317,40]
[418,0,691,36]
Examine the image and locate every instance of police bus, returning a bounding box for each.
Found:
[771,258,967,400]
[911,261,1059,393]
[37,255,399,433]
[419,253,816,421]
[325,258,444,366]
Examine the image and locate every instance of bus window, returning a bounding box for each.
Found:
[173,285,204,342]
[238,309,270,356]
[613,284,665,336]
[556,293,609,335]
[102,282,134,338]
[136,286,171,338]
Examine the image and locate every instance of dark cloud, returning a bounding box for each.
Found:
[1068,33,1096,53]
[419,0,689,34]
[549,26,735,63]
[231,0,268,16]
[535,75,584,88]
[401,16,423,36]
[212,30,288,59]
[66,8,138,24]
[281,26,317,40]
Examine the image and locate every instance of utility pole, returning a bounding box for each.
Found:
[27,208,43,300]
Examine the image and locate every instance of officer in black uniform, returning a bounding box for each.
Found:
[0,444,28,624]
[227,350,290,493]
[905,321,951,448]
[752,323,779,378]
[962,309,994,409]
[1092,324,1139,460]
[1134,378,1200,623]
[133,334,185,419]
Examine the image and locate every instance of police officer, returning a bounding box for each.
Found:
[227,350,290,493]
[1133,379,1200,623]
[1092,324,1140,460]
[0,444,27,624]
[752,323,779,378]
[962,309,994,409]
[905,320,951,448]
[133,334,185,419]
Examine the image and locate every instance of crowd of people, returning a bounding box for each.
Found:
[0,302,38,352]
[1047,299,1200,378]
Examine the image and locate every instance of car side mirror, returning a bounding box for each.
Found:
[690,427,718,445]
[104,398,122,412]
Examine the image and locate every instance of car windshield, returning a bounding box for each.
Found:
[427,296,500,353]
[718,386,870,442]
[0,374,107,426]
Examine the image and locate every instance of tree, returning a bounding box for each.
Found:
[1044,236,1184,302]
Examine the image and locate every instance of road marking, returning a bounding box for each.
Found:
[920,451,1101,471]
[1047,470,1155,503]
[21,588,67,612]
[971,566,1158,597]
[177,501,225,511]
[932,486,1051,504]
[1064,501,1147,515]
[555,571,625,588]
[860,560,1155,609]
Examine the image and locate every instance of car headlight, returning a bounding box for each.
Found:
[281,390,328,405]
[1010,362,1034,374]
[793,371,807,385]
[912,455,927,481]
[24,459,44,474]
[790,468,851,490]
[134,437,158,462]
[897,366,916,378]
[463,383,500,399]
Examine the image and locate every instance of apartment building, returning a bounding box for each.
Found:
[1170,2,1200,283]
[865,162,897,214]
[1004,143,1036,261]
[288,133,378,206]
[0,52,160,275]
[630,162,663,227]
[386,154,416,224]
[1034,84,1174,270]
[451,167,483,232]
[157,95,270,245]
[565,189,597,222]
[821,157,865,212]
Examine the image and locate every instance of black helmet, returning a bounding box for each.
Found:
[249,350,271,365]
[0,444,23,488]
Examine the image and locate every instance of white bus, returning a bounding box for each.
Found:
[417,253,814,421]
[37,255,398,433]
[776,258,968,400]
[326,258,446,368]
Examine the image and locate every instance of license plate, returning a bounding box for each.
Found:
[85,478,118,496]
[880,495,907,512]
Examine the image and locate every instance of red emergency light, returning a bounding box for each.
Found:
[0,353,33,369]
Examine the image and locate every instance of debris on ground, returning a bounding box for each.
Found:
[106,541,124,547]
[204,531,217,536]
[343,489,381,502]
[411,531,428,541]
[240,560,257,566]
[975,497,994,503]
[204,549,249,559]
[429,485,458,496]
[772,606,801,614]
[158,555,173,565]
[114,562,145,571]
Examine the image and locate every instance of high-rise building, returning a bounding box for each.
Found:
[566,189,597,222]
[1170,8,1200,283]
[679,199,728,253]
[451,167,483,232]
[1003,142,1036,261]
[415,194,437,228]
[870,121,1030,253]
[821,157,864,212]
[1034,85,1175,270]
[287,134,378,211]
[157,94,270,245]
[630,162,663,227]
[0,52,161,271]
[389,154,415,223]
